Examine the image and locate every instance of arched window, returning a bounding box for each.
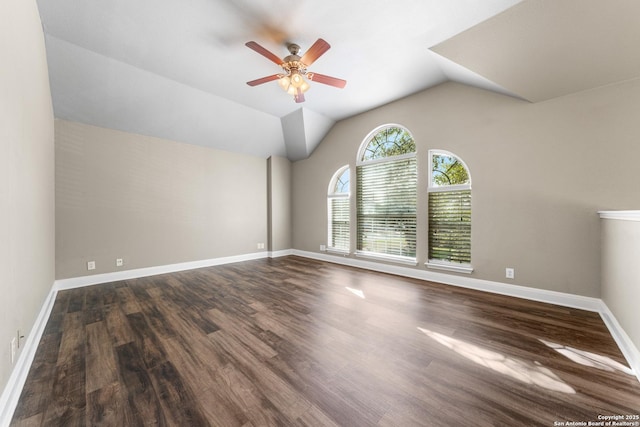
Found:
[327,166,350,253]
[427,150,472,272]
[356,125,417,263]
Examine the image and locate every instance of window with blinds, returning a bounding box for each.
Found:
[356,125,417,262]
[327,167,350,252]
[428,150,472,267]
[329,197,349,251]
[428,190,471,263]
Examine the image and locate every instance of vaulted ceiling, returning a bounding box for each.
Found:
[37,0,640,160]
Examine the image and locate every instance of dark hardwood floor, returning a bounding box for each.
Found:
[10,256,640,426]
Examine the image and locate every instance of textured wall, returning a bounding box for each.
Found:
[292,79,640,297]
[0,0,55,398]
[55,120,268,279]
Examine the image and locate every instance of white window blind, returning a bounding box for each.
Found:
[328,167,350,252]
[329,197,349,251]
[357,156,417,260]
[428,189,471,264]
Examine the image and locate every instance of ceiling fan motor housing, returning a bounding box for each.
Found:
[286,43,301,55]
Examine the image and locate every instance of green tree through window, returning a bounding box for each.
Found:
[432,154,469,186]
[428,151,472,267]
[361,127,416,161]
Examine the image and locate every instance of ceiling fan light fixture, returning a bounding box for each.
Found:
[299,79,310,93]
[278,75,291,91]
[280,70,310,96]
[290,71,304,88]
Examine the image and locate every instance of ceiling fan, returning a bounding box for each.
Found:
[245,38,347,103]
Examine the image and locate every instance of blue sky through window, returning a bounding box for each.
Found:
[334,168,349,193]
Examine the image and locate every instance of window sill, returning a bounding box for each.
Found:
[355,251,417,266]
[326,247,349,256]
[425,260,474,274]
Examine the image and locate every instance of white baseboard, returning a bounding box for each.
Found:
[269,249,294,258]
[0,285,58,427]
[292,250,602,312]
[292,249,640,383]
[599,302,640,384]
[55,251,271,290]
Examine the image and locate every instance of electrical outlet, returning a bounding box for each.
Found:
[10,338,16,364]
[17,330,23,349]
[257,243,265,249]
[87,261,96,270]
[320,244,326,251]
[116,258,124,267]
[506,268,515,279]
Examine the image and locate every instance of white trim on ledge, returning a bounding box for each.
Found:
[425,260,474,274]
[598,210,640,222]
[326,247,349,256]
[355,250,417,266]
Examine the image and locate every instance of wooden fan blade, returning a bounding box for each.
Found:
[247,74,281,86]
[294,88,305,103]
[308,73,346,88]
[245,41,284,65]
[300,38,331,66]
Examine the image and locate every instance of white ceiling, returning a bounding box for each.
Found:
[37,0,526,160]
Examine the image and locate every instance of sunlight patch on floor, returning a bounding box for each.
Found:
[539,339,634,375]
[345,287,365,299]
[418,327,575,394]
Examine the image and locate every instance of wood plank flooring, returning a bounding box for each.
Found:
[10,256,640,426]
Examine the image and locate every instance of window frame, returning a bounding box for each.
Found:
[355,124,418,265]
[428,149,472,192]
[327,165,351,254]
[426,149,473,273]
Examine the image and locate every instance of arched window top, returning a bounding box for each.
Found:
[358,125,416,164]
[328,165,350,253]
[328,165,350,195]
[427,149,472,270]
[429,150,471,190]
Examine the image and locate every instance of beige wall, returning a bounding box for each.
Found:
[601,216,640,355]
[0,0,55,396]
[267,156,292,252]
[55,120,268,279]
[292,79,640,297]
